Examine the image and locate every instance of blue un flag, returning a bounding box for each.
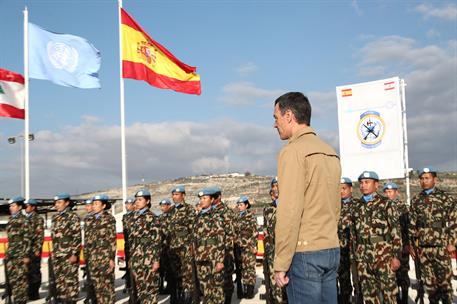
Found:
[29,22,101,89]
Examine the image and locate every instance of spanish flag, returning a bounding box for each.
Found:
[121,9,201,95]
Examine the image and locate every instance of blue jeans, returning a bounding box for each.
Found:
[286,248,340,304]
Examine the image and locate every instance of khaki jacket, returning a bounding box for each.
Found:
[274,126,341,272]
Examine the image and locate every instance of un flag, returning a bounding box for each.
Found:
[28,22,101,89]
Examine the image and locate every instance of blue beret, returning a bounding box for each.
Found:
[340,177,352,185]
[358,171,379,181]
[417,167,437,177]
[135,189,151,197]
[171,185,185,194]
[271,176,278,186]
[159,198,172,205]
[24,198,38,206]
[124,198,135,204]
[54,193,71,201]
[9,196,25,204]
[84,199,93,205]
[383,182,398,191]
[237,195,249,204]
[198,188,214,197]
[92,194,109,202]
[212,186,222,194]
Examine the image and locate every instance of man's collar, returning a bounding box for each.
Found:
[288,125,315,144]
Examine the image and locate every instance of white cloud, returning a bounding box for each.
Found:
[415,3,457,21]
[219,81,284,106]
[235,62,259,76]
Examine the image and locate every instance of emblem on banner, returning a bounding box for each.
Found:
[47,42,79,72]
[357,111,385,149]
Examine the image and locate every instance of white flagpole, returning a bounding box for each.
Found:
[118,0,127,204]
[400,78,411,205]
[23,7,30,200]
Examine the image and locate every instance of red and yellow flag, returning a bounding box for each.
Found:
[121,9,201,95]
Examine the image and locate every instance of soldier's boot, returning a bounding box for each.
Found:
[224,293,232,304]
[245,285,255,299]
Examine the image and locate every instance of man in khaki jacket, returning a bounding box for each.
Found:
[273,92,341,304]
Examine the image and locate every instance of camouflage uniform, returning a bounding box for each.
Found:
[122,209,135,291]
[167,202,196,301]
[235,209,258,286]
[263,200,287,303]
[130,207,162,303]
[337,197,355,304]
[158,207,173,295]
[409,187,456,303]
[26,210,44,299]
[85,210,117,304]
[393,198,410,304]
[193,207,225,304]
[352,193,401,304]
[51,207,82,302]
[6,211,32,303]
[213,201,237,302]
[83,211,97,302]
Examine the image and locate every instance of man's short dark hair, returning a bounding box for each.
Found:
[275,92,311,125]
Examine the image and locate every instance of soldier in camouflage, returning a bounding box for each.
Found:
[121,197,135,294]
[130,189,162,303]
[352,171,401,304]
[158,198,174,297]
[211,186,237,304]
[82,198,96,304]
[337,177,358,304]
[235,195,258,299]
[383,182,410,304]
[24,198,44,300]
[85,195,117,303]
[5,196,32,304]
[262,177,287,304]
[51,193,82,304]
[167,185,196,303]
[193,188,226,304]
[408,167,456,304]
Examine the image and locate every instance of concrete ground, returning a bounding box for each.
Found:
[0,259,456,303]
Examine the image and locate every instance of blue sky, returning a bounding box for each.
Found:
[0,0,456,197]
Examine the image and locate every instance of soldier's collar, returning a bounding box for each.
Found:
[423,187,435,195]
[200,206,211,215]
[11,211,20,218]
[342,197,352,204]
[137,207,148,215]
[240,210,247,216]
[175,203,183,208]
[362,193,376,203]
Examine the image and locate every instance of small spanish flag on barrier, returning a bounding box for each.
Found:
[341,88,352,97]
[121,8,201,95]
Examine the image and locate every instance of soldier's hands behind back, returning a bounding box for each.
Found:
[215,262,224,272]
[390,257,401,271]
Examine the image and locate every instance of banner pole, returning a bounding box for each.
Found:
[119,0,127,205]
[23,6,30,200]
[400,78,411,205]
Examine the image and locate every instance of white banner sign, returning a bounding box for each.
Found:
[336,76,406,181]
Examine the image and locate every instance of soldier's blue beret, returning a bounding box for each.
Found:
[85,199,93,205]
[383,182,398,191]
[358,171,379,181]
[124,198,135,204]
[271,176,278,186]
[135,189,151,197]
[237,195,249,204]
[198,188,214,197]
[171,185,185,194]
[340,177,352,185]
[24,198,38,206]
[8,196,25,204]
[212,186,222,194]
[159,198,172,205]
[92,194,109,202]
[54,193,70,201]
[417,167,437,177]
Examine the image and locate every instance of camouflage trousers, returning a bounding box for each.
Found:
[27,254,42,295]
[264,251,287,303]
[240,246,256,285]
[169,246,195,293]
[196,261,224,304]
[53,256,80,301]
[90,263,116,304]
[418,246,453,303]
[131,257,160,303]
[396,248,410,290]
[6,257,28,302]
[356,247,397,304]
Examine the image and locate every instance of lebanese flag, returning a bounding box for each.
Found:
[0,68,25,119]
[121,8,201,95]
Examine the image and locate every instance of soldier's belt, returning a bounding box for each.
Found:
[199,238,218,246]
[358,235,391,245]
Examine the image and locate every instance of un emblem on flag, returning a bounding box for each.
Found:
[357,110,385,149]
[47,42,79,73]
